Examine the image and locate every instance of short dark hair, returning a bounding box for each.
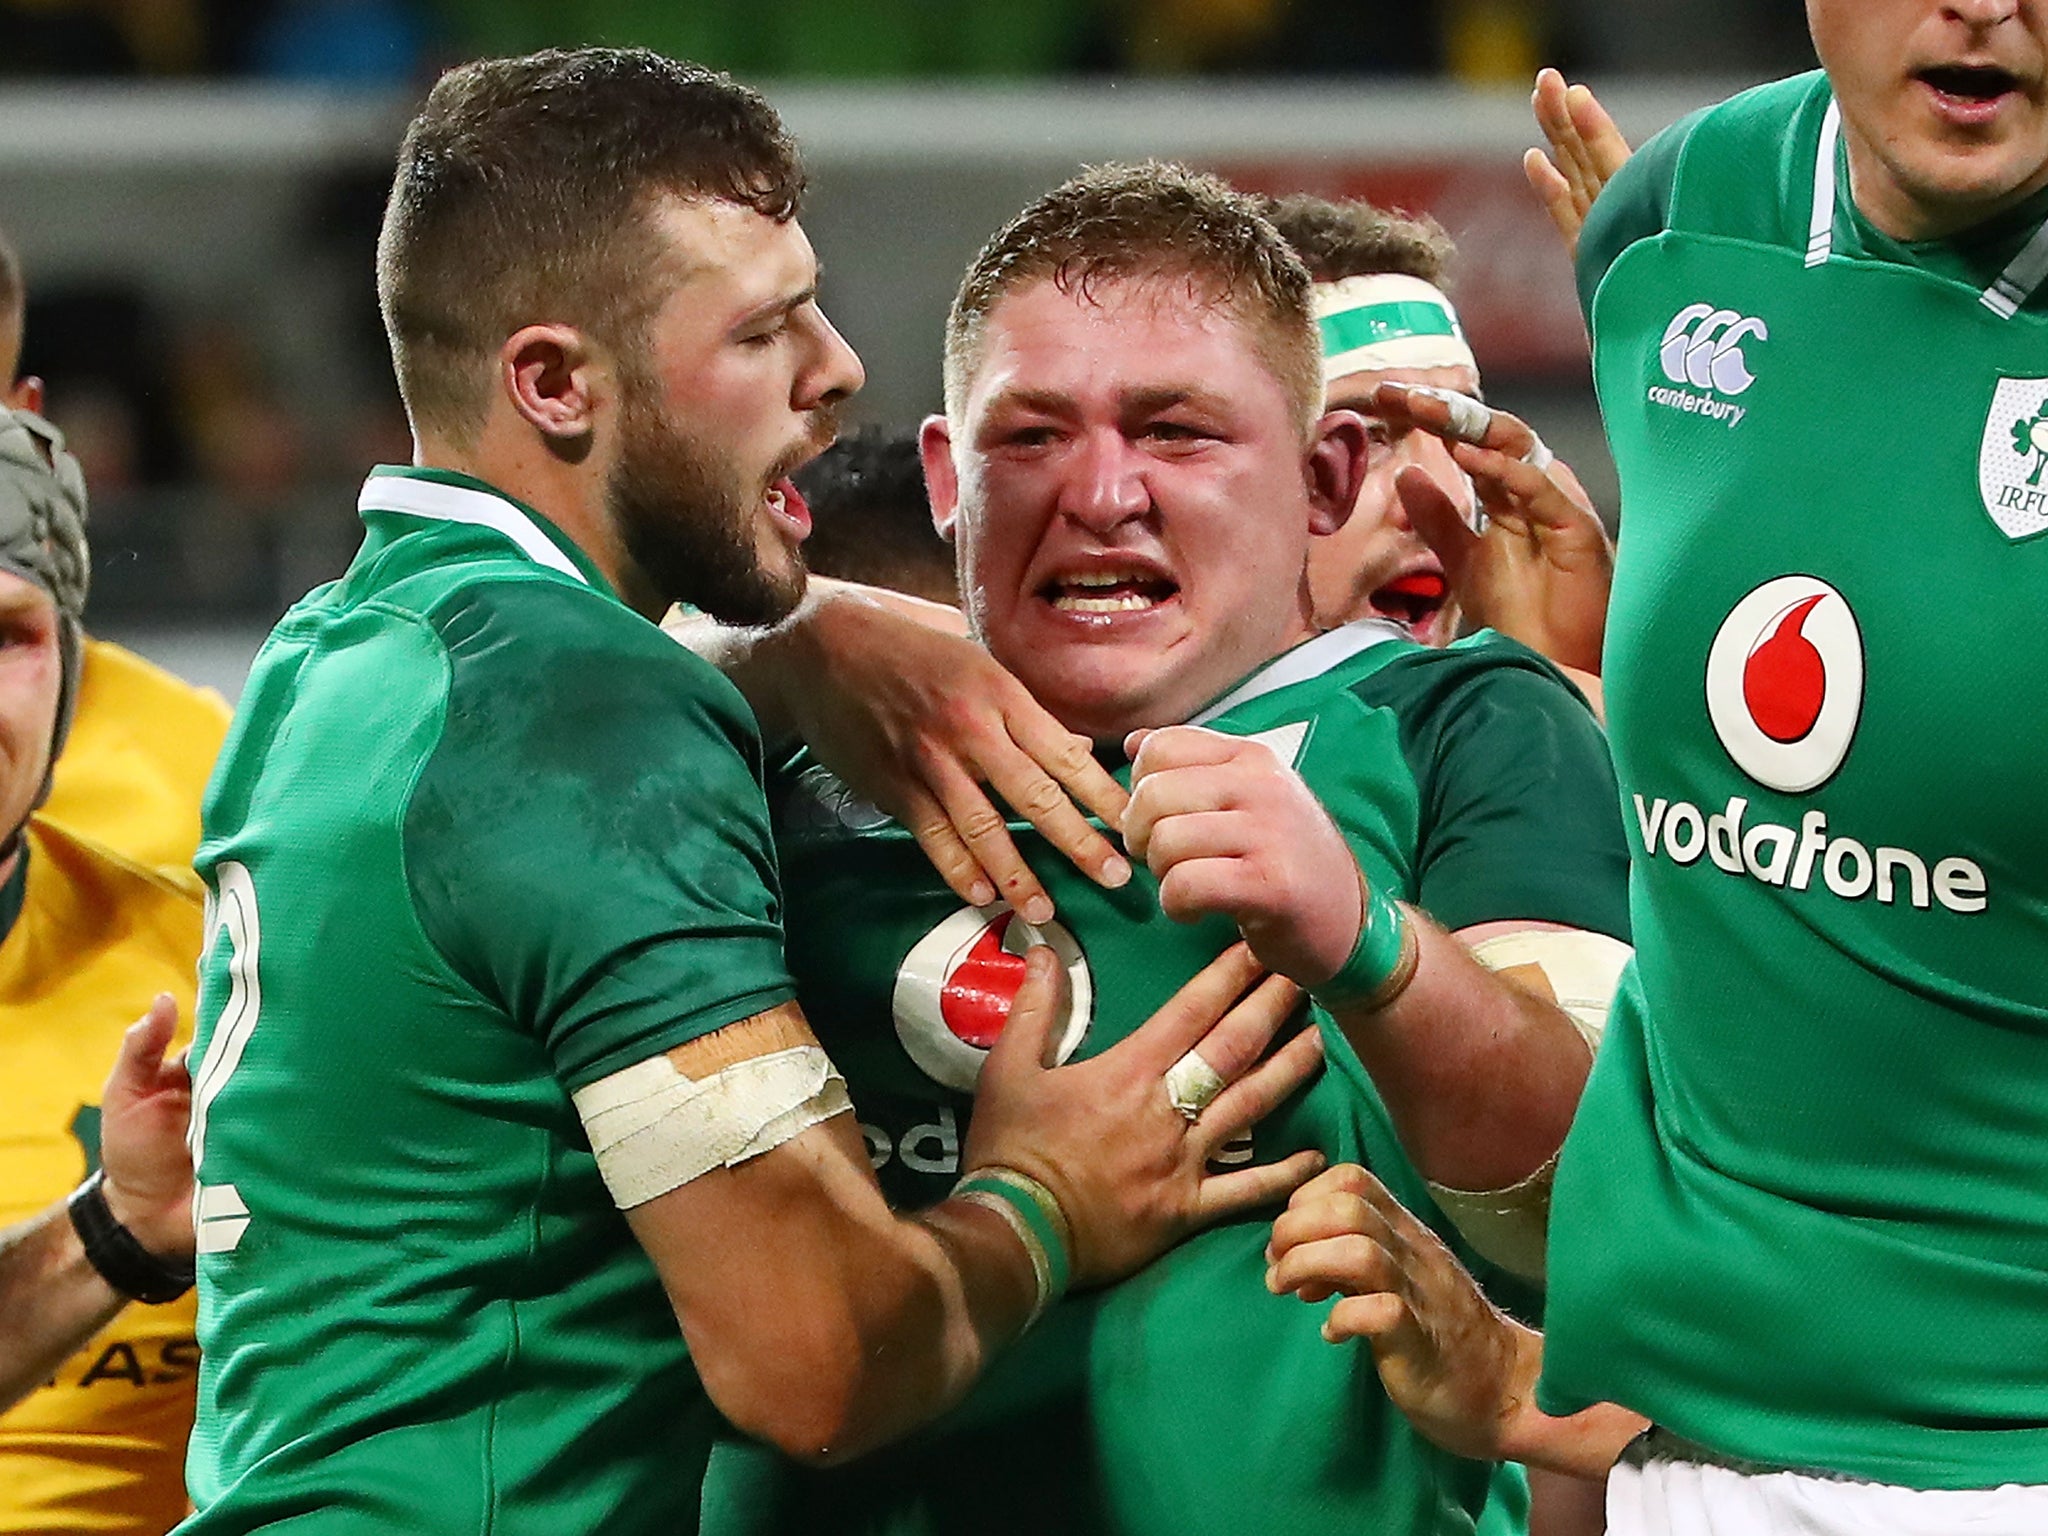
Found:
[944,162,1319,434]
[1257,193,1456,288]
[377,48,806,443]
[793,427,957,607]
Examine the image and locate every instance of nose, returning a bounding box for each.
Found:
[799,307,865,410]
[1944,0,2020,24]
[1055,429,1150,532]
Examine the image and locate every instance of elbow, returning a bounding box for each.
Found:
[693,1321,889,1468]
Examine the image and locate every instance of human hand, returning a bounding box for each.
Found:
[1266,1162,1533,1462]
[967,942,1325,1288]
[771,588,1132,922]
[1374,383,1612,674]
[1122,725,1364,987]
[1523,68,1632,258]
[97,995,194,1261]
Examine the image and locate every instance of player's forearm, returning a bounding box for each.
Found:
[665,579,969,750]
[704,1195,1039,1465]
[1328,912,1590,1192]
[0,1200,125,1411]
[652,1109,1044,1467]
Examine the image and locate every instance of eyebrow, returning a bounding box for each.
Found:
[1120,385,1230,418]
[734,267,822,331]
[981,383,1231,419]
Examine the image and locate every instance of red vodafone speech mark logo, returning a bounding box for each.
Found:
[894,907,1093,1091]
[939,913,1026,1048]
[1705,577,1864,794]
[1741,594,1827,743]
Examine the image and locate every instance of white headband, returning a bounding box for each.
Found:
[1313,273,1476,381]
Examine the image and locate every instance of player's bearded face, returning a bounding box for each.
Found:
[1811,0,2048,235]
[606,372,810,628]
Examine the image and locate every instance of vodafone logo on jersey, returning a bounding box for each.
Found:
[893,907,1093,1091]
[1705,576,1863,794]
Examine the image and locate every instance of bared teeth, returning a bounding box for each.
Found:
[1046,569,1173,613]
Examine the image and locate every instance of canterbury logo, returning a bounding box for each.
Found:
[1659,305,1767,395]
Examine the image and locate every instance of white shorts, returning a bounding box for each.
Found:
[1609,1447,2048,1536]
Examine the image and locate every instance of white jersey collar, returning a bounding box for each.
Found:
[1188,619,1405,727]
[357,468,590,587]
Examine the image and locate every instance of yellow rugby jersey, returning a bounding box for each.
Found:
[42,639,231,880]
[0,817,205,1535]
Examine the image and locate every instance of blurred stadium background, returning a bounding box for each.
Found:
[0,0,1813,696]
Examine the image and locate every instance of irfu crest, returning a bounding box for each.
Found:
[1978,378,2048,540]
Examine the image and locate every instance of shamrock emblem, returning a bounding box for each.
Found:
[2009,399,2048,486]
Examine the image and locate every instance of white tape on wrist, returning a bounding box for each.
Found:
[571,1045,851,1210]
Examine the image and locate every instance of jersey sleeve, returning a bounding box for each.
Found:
[1360,645,1631,940]
[1574,107,1705,320]
[404,577,796,1093]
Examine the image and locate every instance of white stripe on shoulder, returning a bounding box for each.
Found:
[357,475,588,585]
[1188,619,1404,726]
[1806,99,1841,269]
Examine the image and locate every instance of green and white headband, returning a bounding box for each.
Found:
[1312,273,1475,382]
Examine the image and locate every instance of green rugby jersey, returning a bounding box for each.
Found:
[180,468,797,1535]
[705,622,1628,1536]
[1538,73,2048,1486]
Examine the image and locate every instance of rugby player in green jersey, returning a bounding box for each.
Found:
[1272,3,2048,1531]
[177,52,1334,1536]
[699,163,1634,1536]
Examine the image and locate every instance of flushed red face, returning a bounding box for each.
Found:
[1810,0,2048,237]
[925,274,1361,743]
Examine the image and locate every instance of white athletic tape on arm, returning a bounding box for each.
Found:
[1427,1155,1557,1283]
[1313,273,1478,381]
[1466,928,1632,1055]
[572,1045,852,1210]
[1425,928,1635,1281]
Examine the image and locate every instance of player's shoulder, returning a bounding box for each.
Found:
[79,637,234,733]
[1664,72,1833,238]
[20,817,206,972]
[1579,72,1831,308]
[419,559,746,706]
[1349,629,1595,726]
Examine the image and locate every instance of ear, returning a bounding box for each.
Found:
[919,412,960,542]
[3,376,45,416]
[501,325,603,445]
[1304,408,1372,536]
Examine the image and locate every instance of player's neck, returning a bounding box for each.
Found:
[409,431,661,619]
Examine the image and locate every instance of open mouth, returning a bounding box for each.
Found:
[764,477,812,542]
[1370,569,1448,631]
[1916,63,2024,119]
[1041,566,1179,616]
